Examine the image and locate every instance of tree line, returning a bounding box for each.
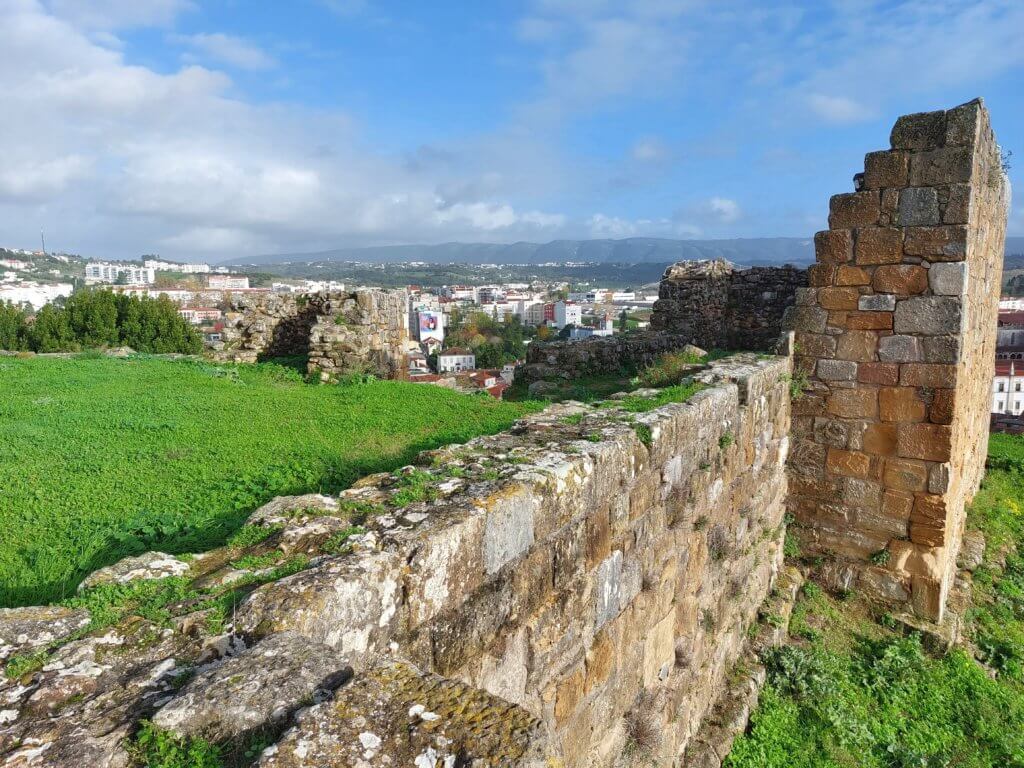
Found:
[0,290,202,354]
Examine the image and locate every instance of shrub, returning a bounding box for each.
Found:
[635,349,706,388]
[130,722,224,768]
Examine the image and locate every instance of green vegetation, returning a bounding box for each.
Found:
[443,309,530,368]
[635,349,706,388]
[0,289,201,354]
[0,355,539,606]
[131,722,224,768]
[607,381,706,413]
[727,434,1024,768]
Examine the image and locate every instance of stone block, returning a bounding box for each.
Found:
[929,388,955,425]
[836,330,878,362]
[814,229,853,264]
[844,477,882,508]
[643,611,676,686]
[877,334,921,363]
[817,359,857,381]
[795,332,837,358]
[900,363,956,388]
[584,629,615,694]
[897,423,952,461]
[818,287,861,310]
[893,297,962,335]
[872,265,928,295]
[830,192,880,229]
[897,187,940,226]
[903,225,968,260]
[928,463,951,495]
[859,294,896,312]
[826,448,872,478]
[912,576,943,620]
[863,150,909,189]
[859,567,910,603]
[884,458,929,492]
[847,311,893,330]
[835,265,872,286]
[484,488,537,575]
[921,336,960,363]
[827,388,878,419]
[857,362,899,385]
[554,666,585,726]
[890,109,946,151]
[945,99,982,146]
[942,183,972,224]
[855,227,903,265]
[808,264,839,286]
[813,417,852,448]
[879,387,926,423]
[862,423,897,456]
[909,146,973,187]
[929,262,967,295]
[889,539,944,580]
[881,488,915,525]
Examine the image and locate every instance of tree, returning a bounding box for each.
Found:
[65,289,119,347]
[618,309,628,333]
[558,323,575,340]
[0,302,28,350]
[28,305,77,352]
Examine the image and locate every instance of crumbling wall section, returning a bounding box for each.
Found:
[234,355,792,766]
[521,331,692,382]
[216,289,409,380]
[787,99,1009,620]
[651,260,806,351]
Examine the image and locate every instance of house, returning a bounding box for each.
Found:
[438,347,476,373]
[993,361,1024,415]
[408,351,430,374]
[554,300,582,329]
[177,307,222,325]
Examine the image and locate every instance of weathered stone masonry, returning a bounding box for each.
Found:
[216,289,409,380]
[788,99,1010,620]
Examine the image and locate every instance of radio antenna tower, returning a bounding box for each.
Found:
[40,229,46,256]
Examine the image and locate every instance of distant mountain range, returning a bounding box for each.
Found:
[226,234,1024,269]
[225,237,817,268]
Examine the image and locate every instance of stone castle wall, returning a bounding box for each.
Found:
[522,261,804,384]
[787,99,1009,620]
[216,289,409,380]
[651,260,806,351]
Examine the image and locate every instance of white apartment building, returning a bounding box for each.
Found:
[1000,298,1024,311]
[438,348,476,373]
[441,285,476,301]
[994,361,1024,415]
[0,281,73,310]
[84,262,155,285]
[525,302,547,326]
[554,300,582,329]
[144,259,212,274]
[207,275,250,290]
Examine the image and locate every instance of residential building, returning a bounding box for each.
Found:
[177,307,222,325]
[84,262,155,285]
[144,259,211,274]
[524,302,547,326]
[553,300,582,329]
[207,274,250,290]
[438,347,476,373]
[0,281,73,310]
[441,285,476,301]
[408,351,430,375]
[993,361,1024,415]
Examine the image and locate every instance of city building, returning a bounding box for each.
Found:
[993,361,1024,415]
[0,281,73,310]
[84,262,155,285]
[553,300,582,329]
[177,307,223,325]
[438,347,476,373]
[207,274,250,290]
[144,259,211,274]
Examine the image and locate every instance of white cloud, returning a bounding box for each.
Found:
[806,94,873,124]
[175,33,277,71]
[707,196,741,223]
[630,137,670,163]
[0,1,572,259]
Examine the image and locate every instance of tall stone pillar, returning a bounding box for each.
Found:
[788,99,1010,620]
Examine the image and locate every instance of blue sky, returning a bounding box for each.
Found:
[1,0,1021,260]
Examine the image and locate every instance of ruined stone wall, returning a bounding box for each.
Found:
[521,331,692,383]
[521,261,804,384]
[788,99,1009,620]
[216,289,409,380]
[650,260,806,351]
[233,355,792,766]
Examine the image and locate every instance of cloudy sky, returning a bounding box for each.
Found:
[2,0,1022,261]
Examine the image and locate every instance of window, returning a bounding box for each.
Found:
[998,382,1006,392]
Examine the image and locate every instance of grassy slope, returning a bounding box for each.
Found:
[0,355,539,606]
[726,435,1024,768]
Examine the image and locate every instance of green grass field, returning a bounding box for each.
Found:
[726,434,1024,768]
[0,355,539,606]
